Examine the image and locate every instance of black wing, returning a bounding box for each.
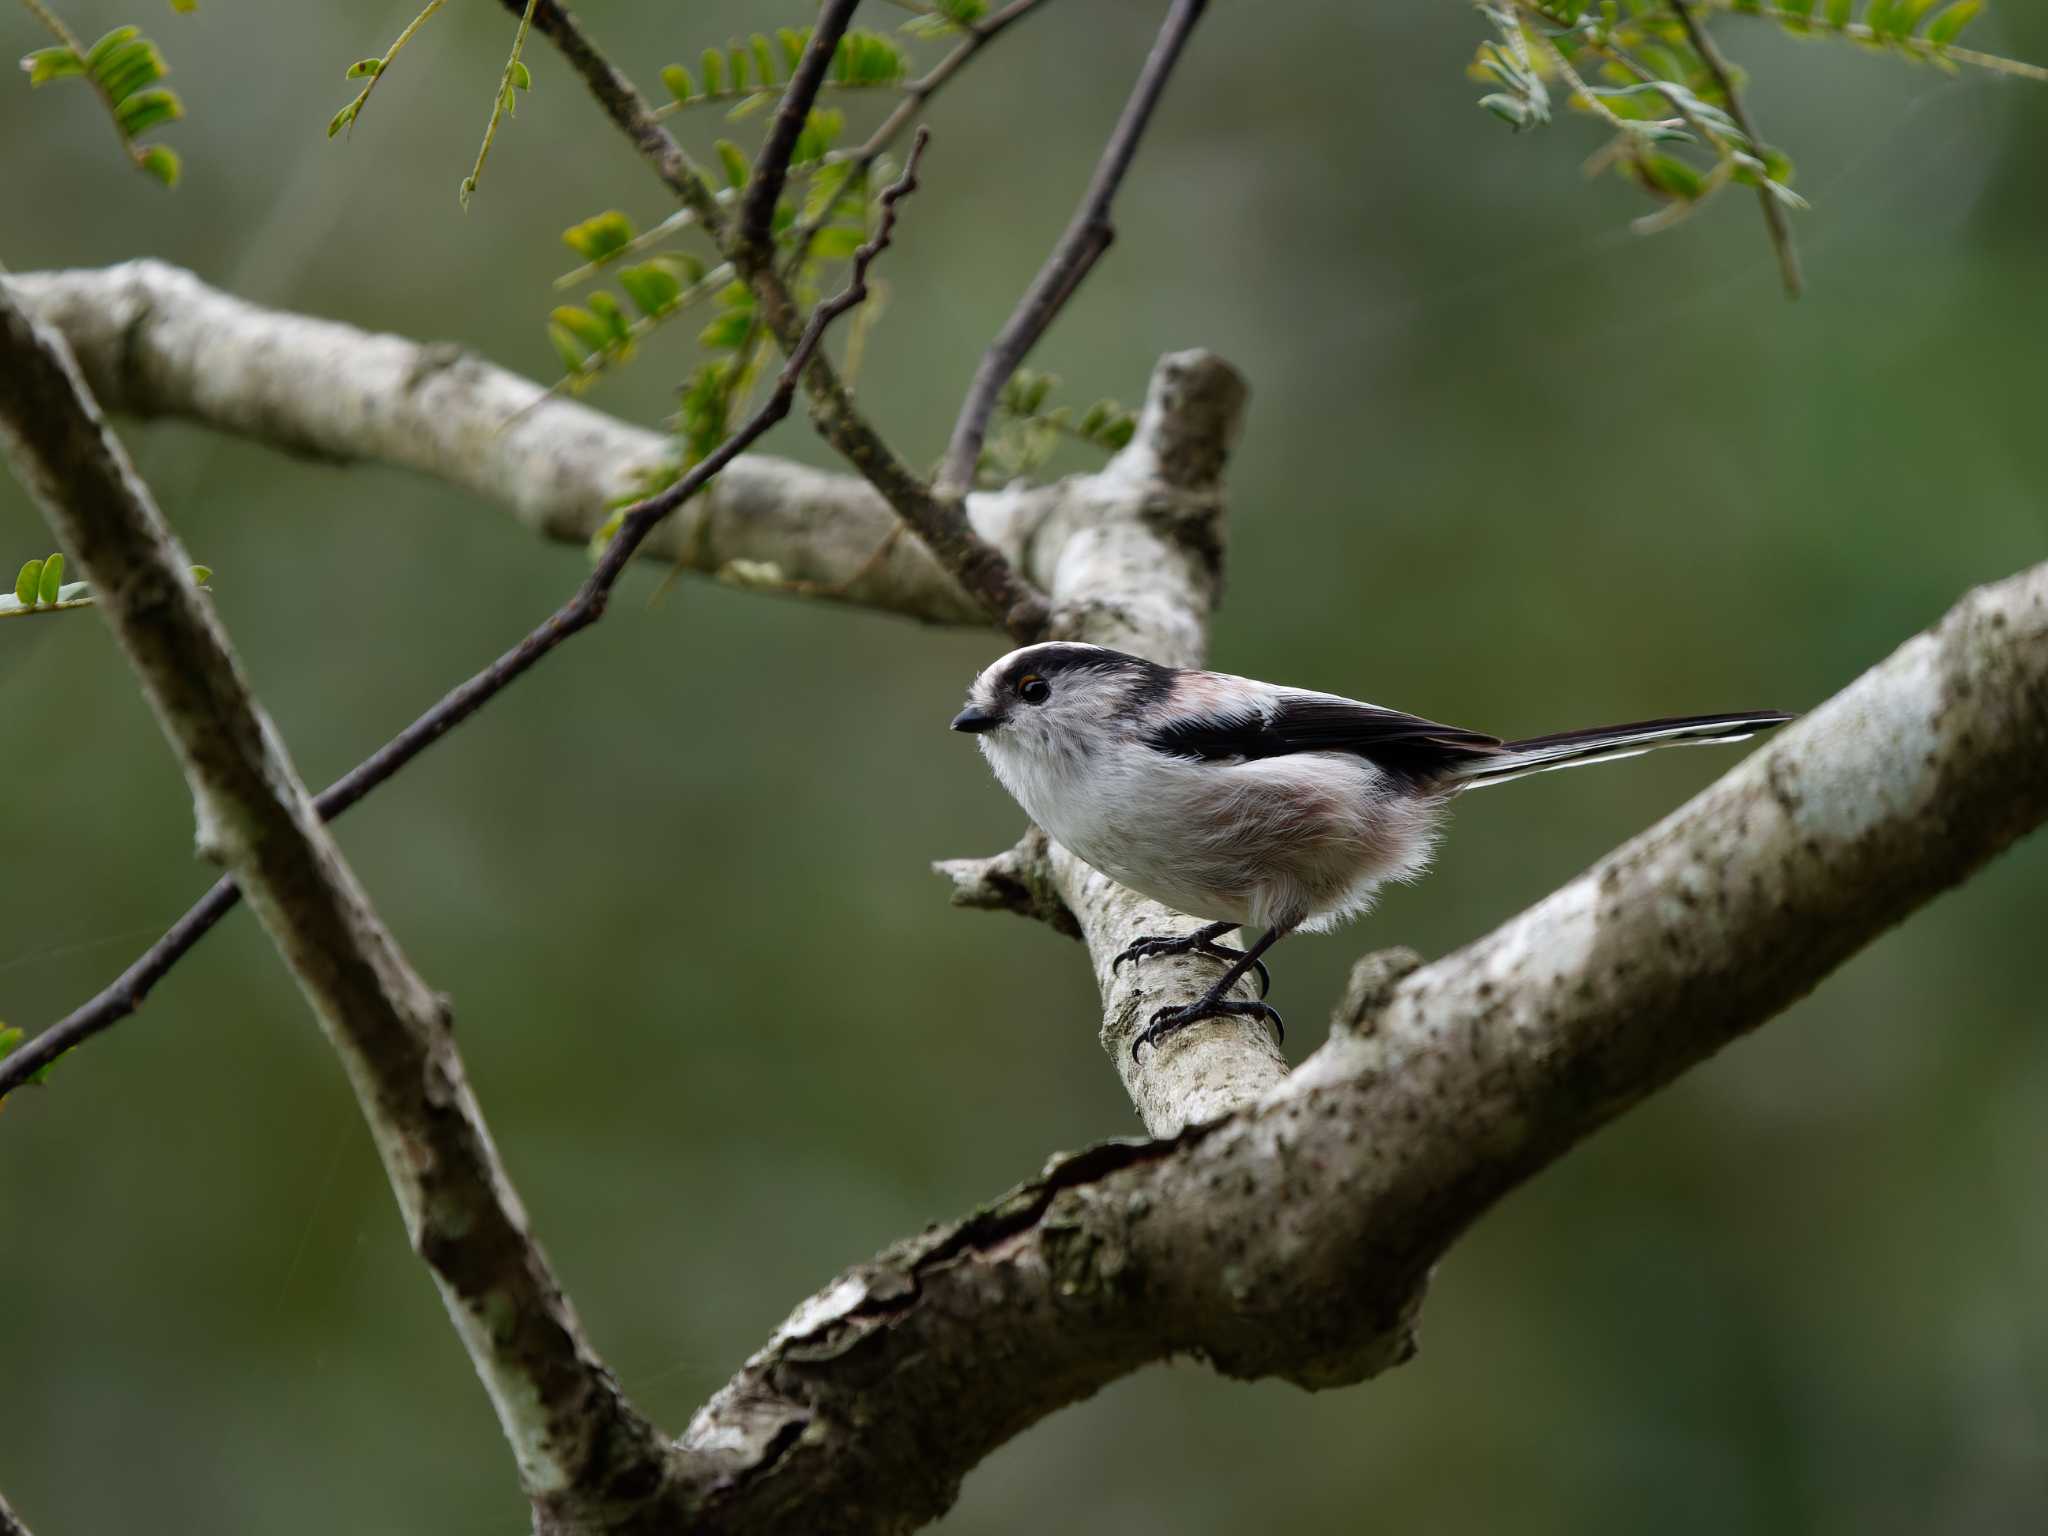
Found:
[1144,690,1503,785]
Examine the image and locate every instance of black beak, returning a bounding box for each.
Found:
[951,705,1001,734]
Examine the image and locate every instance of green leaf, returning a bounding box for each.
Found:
[83,27,140,74]
[1925,0,1983,45]
[0,1024,62,1091]
[618,259,684,317]
[751,34,778,86]
[701,47,725,96]
[328,102,359,137]
[777,27,807,71]
[586,290,632,346]
[509,59,531,90]
[547,322,589,375]
[547,322,588,375]
[792,107,844,166]
[22,47,85,86]
[697,310,753,350]
[1823,0,1854,24]
[834,30,907,86]
[189,564,213,586]
[728,41,750,90]
[114,88,183,138]
[1633,152,1707,201]
[810,225,867,260]
[661,63,694,102]
[550,305,612,355]
[36,554,64,607]
[715,138,750,190]
[561,209,635,262]
[345,58,384,79]
[16,560,43,607]
[801,160,856,223]
[94,38,165,103]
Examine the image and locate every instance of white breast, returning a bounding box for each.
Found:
[979,735,1446,931]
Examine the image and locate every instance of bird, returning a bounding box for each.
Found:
[950,642,1792,1059]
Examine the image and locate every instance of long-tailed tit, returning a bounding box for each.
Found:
[952,642,1791,1058]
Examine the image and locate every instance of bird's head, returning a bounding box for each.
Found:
[951,642,1174,770]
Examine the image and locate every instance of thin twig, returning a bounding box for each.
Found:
[328,0,446,140]
[0,140,928,1101]
[1670,0,1802,298]
[1700,0,2048,84]
[460,0,540,209]
[510,0,722,222]
[736,0,861,262]
[836,0,1052,171]
[781,0,1054,271]
[936,0,1208,497]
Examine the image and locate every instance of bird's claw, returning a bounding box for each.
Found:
[1111,932,1271,999]
[1130,997,1285,1061]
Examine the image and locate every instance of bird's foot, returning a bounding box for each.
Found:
[1131,995,1285,1061]
[1111,927,1271,998]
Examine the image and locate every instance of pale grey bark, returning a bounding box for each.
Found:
[10,262,1022,626]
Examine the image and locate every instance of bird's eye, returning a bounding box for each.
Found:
[1017,674,1051,705]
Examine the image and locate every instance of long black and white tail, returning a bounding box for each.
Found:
[1450,710,1794,791]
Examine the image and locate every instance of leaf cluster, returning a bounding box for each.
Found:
[21,15,188,185]
[979,371,1137,486]
[544,108,867,394]
[656,26,910,122]
[1470,0,2031,275]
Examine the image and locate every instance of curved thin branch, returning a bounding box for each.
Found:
[935,0,1209,497]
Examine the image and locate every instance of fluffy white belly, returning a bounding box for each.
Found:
[998,746,1443,932]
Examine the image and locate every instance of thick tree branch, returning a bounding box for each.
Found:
[0,279,670,1521]
[0,1489,31,1536]
[935,0,1208,498]
[8,261,1011,627]
[677,559,2048,1531]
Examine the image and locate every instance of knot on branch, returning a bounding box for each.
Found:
[1331,947,1425,1039]
[933,827,1078,938]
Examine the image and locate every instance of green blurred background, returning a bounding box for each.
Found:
[3,3,2044,1532]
